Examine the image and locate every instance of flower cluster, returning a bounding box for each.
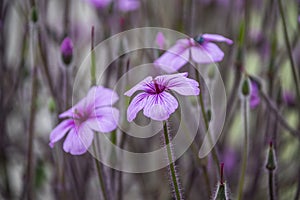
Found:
[50,33,232,155]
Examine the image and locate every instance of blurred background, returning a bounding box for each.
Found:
[1,0,300,199]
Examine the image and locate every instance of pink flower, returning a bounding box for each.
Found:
[49,86,119,155]
[156,32,165,49]
[117,0,140,12]
[250,81,260,109]
[154,34,233,73]
[124,73,200,121]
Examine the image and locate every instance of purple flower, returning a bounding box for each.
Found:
[124,73,200,121]
[117,0,140,12]
[156,32,165,49]
[283,91,295,107]
[61,37,73,65]
[49,86,119,155]
[86,0,112,8]
[154,34,233,73]
[250,81,260,109]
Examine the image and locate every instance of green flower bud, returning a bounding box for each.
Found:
[266,141,276,171]
[241,78,250,96]
[31,6,38,23]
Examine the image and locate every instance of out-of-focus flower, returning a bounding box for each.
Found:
[117,0,140,12]
[156,32,165,49]
[283,91,295,107]
[49,86,119,155]
[250,80,260,109]
[61,37,73,65]
[87,0,112,9]
[86,0,140,12]
[154,34,233,73]
[124,73,199,121]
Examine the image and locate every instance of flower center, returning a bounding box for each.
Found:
[74,109,90,124]
[194,35,205,45]
[147,79,165,94]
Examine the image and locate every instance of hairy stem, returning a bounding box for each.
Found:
[163,121,183,200]
[269,170,274,200]
[93,143,109,200]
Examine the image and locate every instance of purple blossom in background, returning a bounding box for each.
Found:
[117,0,140,12]
[154,34,233,73]
[61,37,73,65]
[86,0,112,8]
[250,81,260,109]
[283,91,295,107]
[156,32,165,49]
[124,72,200,121]
[49,86,119,155]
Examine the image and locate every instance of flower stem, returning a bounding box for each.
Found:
[91,26,96,86]
[163,121,183,200]
[194,68,220,173]
[268,170,274,200]
[237,98,249,200]
[92,143,109,200]
[277,0,300,104]
[26,20,38,200]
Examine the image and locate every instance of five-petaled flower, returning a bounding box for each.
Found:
[154,34,233,73]
[124,73,200,122]
[49,86,119,155]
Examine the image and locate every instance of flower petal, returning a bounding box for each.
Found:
[250,81,260,109]
[202,33,233,44]
[63,124,94,155]
[154,39,190,73]
[118,0,140,12]
[126,92,149,122]
[59,86,119,119]
[87,107,119,132]
[87,86,119,108]
[124,76,153,96]
[49,119,74,148]
[143,92,178,121]
[59,98,86,118]
[191,43,224,63]
[155,73,200,96]
[156,32,165,49]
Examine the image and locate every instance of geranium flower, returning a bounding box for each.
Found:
[154,34,233,73]
[124,72,200,121]
[49,86,119,155]
[250,81,260,109]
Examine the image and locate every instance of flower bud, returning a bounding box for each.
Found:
[48,98,56,113]
[207,109,212,122]
[266,141,276,171]
[213,163,229,200]
[241,78,250,96]
[60,37,73,65]
[31,6,38,23]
